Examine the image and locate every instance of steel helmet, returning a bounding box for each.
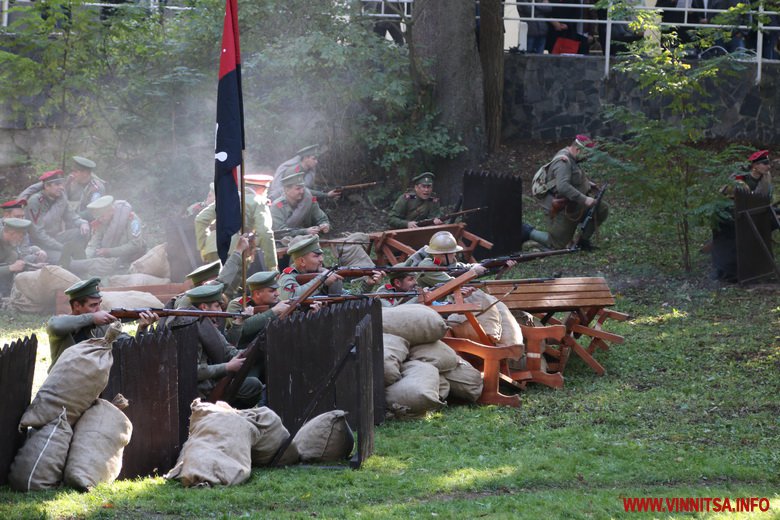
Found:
[424,231,463,255]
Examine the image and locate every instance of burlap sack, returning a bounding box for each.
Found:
[106,273,171,287]
[128,243,170,278]
[382,304,448,345]
[68,257,118,277]
[165,400,257,487]
[438,374,451,400]
[464,290,502,341]
[64,395,132,490]
[292,410,354,463]
[409,340,459,372]
[20,323,122,428]
[333,233,373,268]
[9,265,80,313]
[443,356,484,402]
[99,291,164,311]
[9,408,72,491]
[497,302,523,346]
[385,360,445,417]
[383,333,410,386]
[8,273,40,314]
[238,406,297,466]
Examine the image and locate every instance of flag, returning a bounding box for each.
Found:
[214,0,245,264]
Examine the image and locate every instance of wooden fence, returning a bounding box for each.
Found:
[734,189,779,283]
[101,325,198,479]
[265,299,383,467]
[0,335,37,485]
[462,170,525,258]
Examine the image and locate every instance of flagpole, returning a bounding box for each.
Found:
[240,151,248,306]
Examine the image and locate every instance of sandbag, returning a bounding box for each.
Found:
[292,410,354,463]
[383,333,409,386]
[385,360,445,417]
[9,408,72,491]
[9,265,80,313]
[334,233,373,268]
[99,291,164,311]
[443,356,484,402]
[106,273,171,287]
[64,395,132,490]
[165,399,257,487]
[20,323,122,428]
[8,274,40,314]
[382,304,448,345]
[68,257,118,277]
[497,302,523,346]
[438,374,451,400]
[238,406,295,466]
[129,243,170,278]
[409,340,459,372]
[464,290,502,341]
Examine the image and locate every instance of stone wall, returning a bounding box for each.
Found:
[502,53,780,144]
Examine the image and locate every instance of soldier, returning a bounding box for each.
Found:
[268,144,342,201]
[185,182,215,218]
[224,271,290,348]
[194,187,278,270]
[67,156,107,218]
[85,195,146,265]
[278,235,344,299]
[2,199,56,264]
[523,135,609,250]
[375,268,422,307]
[388,172,443,229]
[0,218,38,296]
[415,231,515,290]
[46,277,157,369]
[23,169,90,262]
[166,283,263,409]
[723,150,774,197]
[270,170,330,238]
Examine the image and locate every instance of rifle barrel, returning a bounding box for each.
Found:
[109,308,247,320]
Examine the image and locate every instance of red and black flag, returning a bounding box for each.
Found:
[214,0,245,264]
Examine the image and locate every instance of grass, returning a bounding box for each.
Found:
[1,191,778,519]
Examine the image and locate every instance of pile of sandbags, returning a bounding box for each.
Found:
[129,244,170,279]
[9,265,81,313]
[165,400,353,487]
[382,304,483,418]
[105,273,171,287]
[8,324,129,491]
[99,291,164,311]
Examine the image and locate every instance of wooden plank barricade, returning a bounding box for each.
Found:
[101,325,198,479]
[734,189,779,283]
[0,335,37,485]
[265,299,383,468]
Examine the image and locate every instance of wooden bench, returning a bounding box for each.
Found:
[478,277,629,376]
[368,223,493,266]
[54,282,192,315]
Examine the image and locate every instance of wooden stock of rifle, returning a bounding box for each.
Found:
[332,181,378,192]
[110,308,248,320]
[293,265,453,285]
[416,206,488,227]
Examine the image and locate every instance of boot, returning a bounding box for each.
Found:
[519,222,534,244]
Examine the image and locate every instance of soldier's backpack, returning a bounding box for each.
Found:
[531,160,555,199]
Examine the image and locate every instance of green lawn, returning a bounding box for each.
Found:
[1,198,778,519]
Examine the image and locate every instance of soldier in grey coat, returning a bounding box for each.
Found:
[270,170,331,237]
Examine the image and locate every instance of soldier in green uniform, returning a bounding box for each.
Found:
[224,271,290,348]
[721,150,774,198]
[23,169,90,263]
[166,283,263,408]
[46,277,158,369]
[194,187,277,270]
[0,218,37,296]
[269,144,342,201]
[388,172,443,229]
[1,201,52,265]
[85,195,146,265]
[270,170,330,238]
[278,235,343,299]
[185,183,215,218]
[374,268,422,307]
[523,135,609,250]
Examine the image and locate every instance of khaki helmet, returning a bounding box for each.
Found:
[424,231,463,255]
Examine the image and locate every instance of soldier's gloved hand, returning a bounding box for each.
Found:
[407,221,418,229]
[307,300,324,314]
[306,226,320,235]
[433,218,443,225]
[504,259,517,269]
[226,355,246,373]
[460,286,476,297]
[9,259,26,273]
[327,189,342,200]
[137,311,159,331]
[319,223,330,234]
[471,265,488,277]
[80,222,90,236]
[271,301,290,316]
[584,196,596,208]
[369,270,385,285]
[92,310,118,325]
[34,250,48,263]
[235,236,250,254]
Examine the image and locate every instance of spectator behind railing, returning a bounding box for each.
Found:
[596,0,644,55]
[546,0,591,54]
[517,0,553,54]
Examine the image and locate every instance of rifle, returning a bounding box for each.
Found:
[209,267,335,403]
[572,182,608,248]
[416,206,488,227]
[331,181,378,192]
[451,248,578,277]
[110,308,248,320]
[249,292,421,313]
[293,265,454,285]
[448,194,463,224]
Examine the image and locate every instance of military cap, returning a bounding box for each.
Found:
[575,134,596,149]
[185,283,225,304]
[65,276,102,301]
[1,199,27,210]
[748,150,770,164]
[40,169,65,183]
[287,234,322,259]
[72,156,96,170]
[388,263,414,281]
[2,217,32,231]
[296,144,320,157]
[412,172,435,186]
[87,195,115,215]
[247,271,279,290]
[245,173,274,187]
[281,169,306,187]
[186,260,222,286]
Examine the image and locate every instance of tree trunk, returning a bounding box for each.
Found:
[479,0,504,153]
[410,0,486,202]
